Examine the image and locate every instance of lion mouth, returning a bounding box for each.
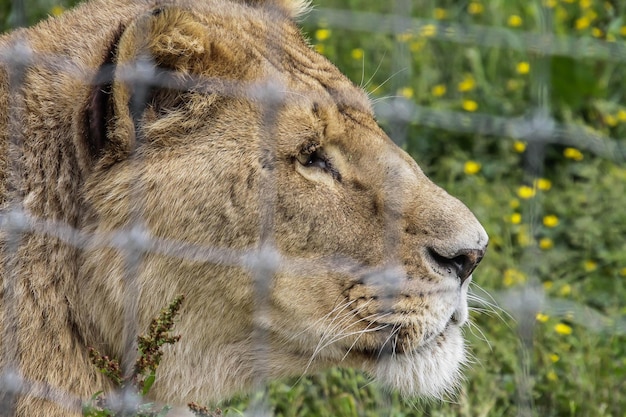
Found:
[352,316,456,360]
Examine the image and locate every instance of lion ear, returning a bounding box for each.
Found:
[84,8,239,166]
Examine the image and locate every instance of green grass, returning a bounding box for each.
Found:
[3,0,626,416]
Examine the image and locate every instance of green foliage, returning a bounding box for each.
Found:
[83,296,185,417]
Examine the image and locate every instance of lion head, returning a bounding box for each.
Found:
[1,0,487,412]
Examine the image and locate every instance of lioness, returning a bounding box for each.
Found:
[0,0,488,415]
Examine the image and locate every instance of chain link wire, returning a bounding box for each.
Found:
[1,0,625,416]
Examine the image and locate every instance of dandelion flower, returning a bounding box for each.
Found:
[420,24,437,37]
[547,371,558,381]
[605,114,617,126]
[510,213,522,224]
[549,353,560,363]
[431,84,446,97]
[503,268,526,286]
[468,2,484,14]
[543,215,559,228]
[315,29,331,41]
[584,260,597,272]
[575,16,590,30]
[536,313,549,322]
[513,141,526,153]
[51,5,64,16]
[507,15,523,27]
[351,48,364,60]
[535,178,552,191]
[554,323,572,335]
[559,284,571,296]
[539,237,554,250]
[517,185,535,199]
[564,147,583,161]
[398,87,414,99]
[464,160,481,175]
[458,75,476,92]
[434,8,447,19]
[462,99,478,112]
[516,61,530,74]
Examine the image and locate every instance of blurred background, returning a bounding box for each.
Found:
[2,0,625,416]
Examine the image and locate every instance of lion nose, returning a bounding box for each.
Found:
[428,246,486,284]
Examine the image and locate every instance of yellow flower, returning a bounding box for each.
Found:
[510,213,522,224]
[621,26,626,37]
[535,178,552,191]
[517,185,535,199]
[554,323,572,335]
[550,353,560,363]
[51,5,65,16]
[314,44,325,54]
[517,227,531,247]
[584,260,597,272]
[398,87,414,99]
[620,267,626,277]
[507,15,523,27]
[564,147,584,161]
[458,75,476,92]
[410,40,425,53]
[591,28,603,38]
[617,109,626,122]
[507,79,521,91]
[580,0,592,8]
[547,371,558,381]
[543,281,553,290]
[509,198,520,209]
[462,99,478,112]
[543,0,557,7]
[434,8,447,19]
[464,160,482,175]
[605,114,617,127]
[420,24,437,37]
[397,32,413,42]
[503,268,526,286]
[575,16,590,30]
[431,84,447,97]
[513,141,526,153]
[351,48,364,60]
[536,313,549,322]
[559,284,571,297]
[539,237,554,250]
[315,29,331,41]
[516,61,530,75]
[543,215,559,228]
[468,2,484,14]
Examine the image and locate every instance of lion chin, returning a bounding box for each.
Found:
[0,0,487,415]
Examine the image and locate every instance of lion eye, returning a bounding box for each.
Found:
[297,149,328,170]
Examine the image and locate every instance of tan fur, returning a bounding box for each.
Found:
[0,1,488,415]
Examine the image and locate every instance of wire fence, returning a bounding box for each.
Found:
[1,0,625,416]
